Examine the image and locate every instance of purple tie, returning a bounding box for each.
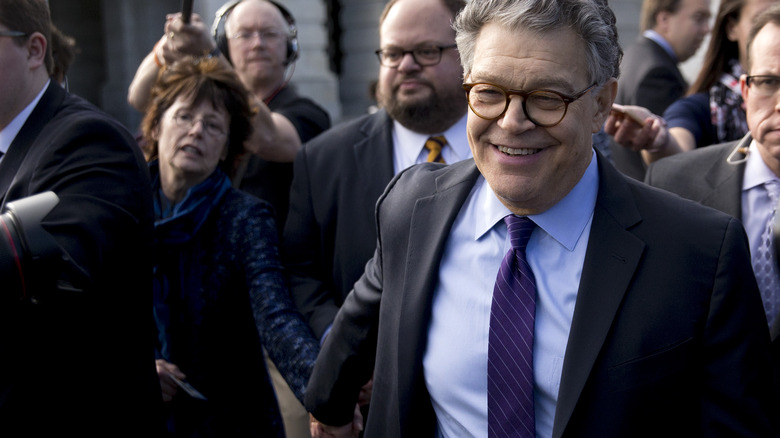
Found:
[488,215,536,438]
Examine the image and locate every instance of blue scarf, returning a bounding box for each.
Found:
[150,162,232,361]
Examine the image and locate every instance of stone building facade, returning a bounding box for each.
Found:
[50,0,709,132]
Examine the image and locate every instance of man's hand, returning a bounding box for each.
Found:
[155,358,187,402]
[163,12,217,60]
[358,378,373,406]
[309,404,364,438]
[604,104,681,163]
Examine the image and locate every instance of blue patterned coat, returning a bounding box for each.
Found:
[153,168,319,437]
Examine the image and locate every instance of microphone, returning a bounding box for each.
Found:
[181,0,194,24]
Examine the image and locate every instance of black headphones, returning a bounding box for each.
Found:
[211,0,299,66]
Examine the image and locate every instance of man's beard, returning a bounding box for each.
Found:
[380,81,466,134]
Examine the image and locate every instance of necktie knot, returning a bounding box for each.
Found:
[504,215,535,251]
[425,136,447,164]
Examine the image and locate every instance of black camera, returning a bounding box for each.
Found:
[0,192,60,299]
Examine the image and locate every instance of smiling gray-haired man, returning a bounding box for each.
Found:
[304,0,774,437]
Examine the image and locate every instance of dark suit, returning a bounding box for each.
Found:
[645,138,780,426]
[305,154,774,437]
[613,36,688,180]
[644,140,744,221]
[236,86,331,235]
[283,110,395,340]
[0,82,160,435]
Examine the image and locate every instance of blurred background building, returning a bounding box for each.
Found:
[49,0,712,132]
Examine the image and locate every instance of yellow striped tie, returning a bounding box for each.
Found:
[425,136,447,164]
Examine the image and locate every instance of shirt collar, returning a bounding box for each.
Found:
[643,30,678,63]
[393,113,470,161]
[743,138,780,191]
[0,79,50,155]
[476,149,599,251]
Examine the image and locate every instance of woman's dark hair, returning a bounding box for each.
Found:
[141,58,256,177]
[688,0,744,94]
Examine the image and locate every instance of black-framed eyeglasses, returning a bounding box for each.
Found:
[0,30,26,38]
[375,45,456,68]
[462,82,597,127]
[171,113,228,138]
[230,29,285,44]
[745,75,780,98]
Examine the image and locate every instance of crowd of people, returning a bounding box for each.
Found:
[0,0,779,437]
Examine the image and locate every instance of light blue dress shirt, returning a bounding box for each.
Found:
[424,151,599,438]
[0,79,49,159]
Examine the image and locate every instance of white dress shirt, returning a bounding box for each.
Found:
[0,79,49,158]
[424,150,599,438]
[392,114,470,174]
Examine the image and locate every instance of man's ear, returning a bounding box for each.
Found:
[26,32,47,69]
[655,11,671,34]
[740,74,749,101]
[592,78,618,133]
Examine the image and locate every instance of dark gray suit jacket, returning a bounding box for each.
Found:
[645,139,780,425]
[283,110,395,339]
[306,154,774,437]
[614,36,688,181]
[644,141,744,221]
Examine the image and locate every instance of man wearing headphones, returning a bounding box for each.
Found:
[128,0,331,235]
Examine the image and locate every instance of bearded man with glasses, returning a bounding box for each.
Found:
[305,0,774,436]
[284,0,469,354]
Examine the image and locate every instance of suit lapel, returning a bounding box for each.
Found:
[0,82,63,204]
[352,110,395,204]
[552,157,646,437]
[396,161,481,424]
[700,142,746,220]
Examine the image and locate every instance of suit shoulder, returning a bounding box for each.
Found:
[622,38,665,65]
[627,173,737,229]
[647,142,735,184]
[379,160,473,206]
[58,94,129,128]
[304,112,387,151]
[653,142,734,168]
[46,95,136,147]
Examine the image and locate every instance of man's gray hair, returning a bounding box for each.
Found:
[454,0,621,85]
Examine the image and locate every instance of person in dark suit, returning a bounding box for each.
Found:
[0,0,161,435]
[612,0,711,180]
[646,4,780,421]
[283,0,469,343]
[305,0,775,436]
